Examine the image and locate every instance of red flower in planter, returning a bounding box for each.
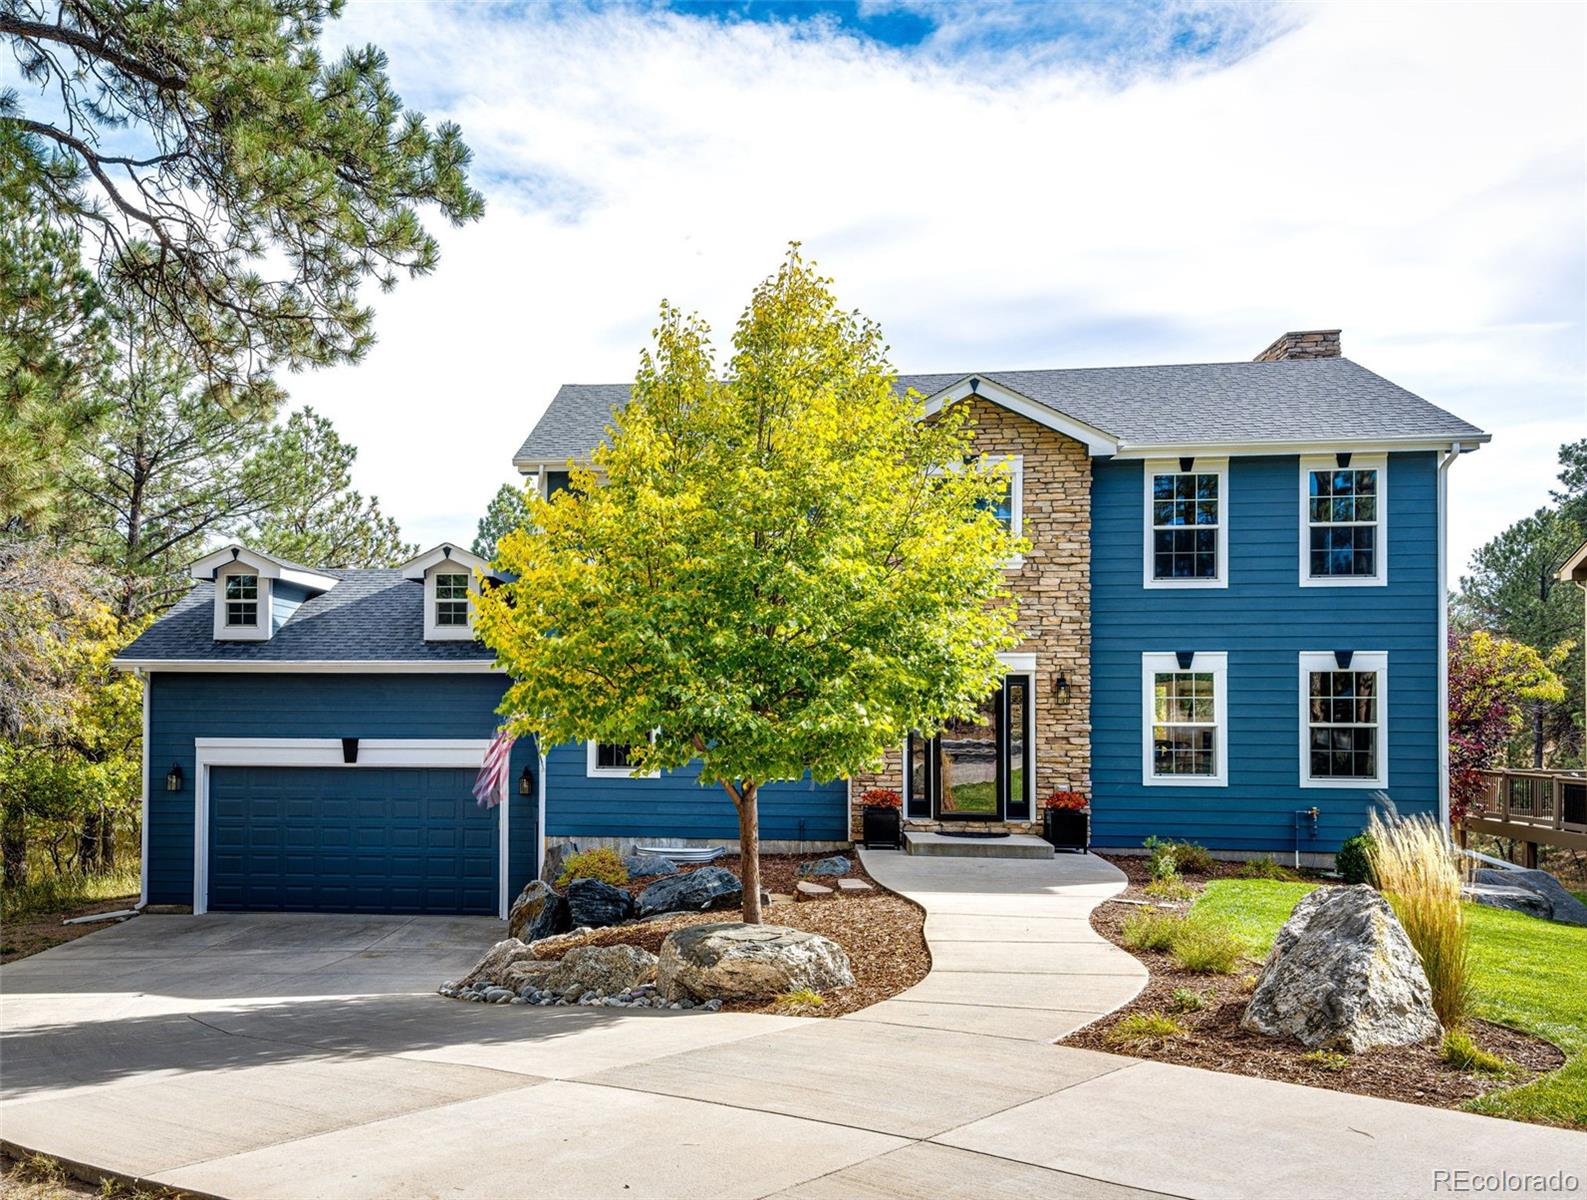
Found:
[1042,790,1088,812]
[859,788,902,809]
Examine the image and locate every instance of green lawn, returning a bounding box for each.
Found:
[1192,880,1587,1129]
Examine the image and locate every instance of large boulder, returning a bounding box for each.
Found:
[796,855,851,878]
[542,944,658,1000]
[636,867,742,917]
[1473,867,1587,926]
[623,853,679,879]
[657,922,854,1002]
[1240,885,1441,1052]
[1463,881,1553,920]
[540,841,577,885]
[508,880,570,943]
[566,877,633,928]
[457,938,540,990]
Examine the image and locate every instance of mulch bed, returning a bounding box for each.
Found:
[532,852,929,1017]
[1063,855,1566,1113]
[0,895,140,965]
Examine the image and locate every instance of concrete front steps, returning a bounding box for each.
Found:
[903,830,1054,859]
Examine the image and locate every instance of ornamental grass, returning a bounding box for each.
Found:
[1366,810,1471,1028]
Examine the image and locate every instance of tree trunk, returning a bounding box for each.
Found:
[1532,700,1545,769]
[2,805,26,888]
[100,807,117,869]
[738,782,763,925]
[78,808,102,874]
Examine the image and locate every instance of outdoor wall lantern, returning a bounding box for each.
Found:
[518,765,536,799]
[1052,673,1072,705]
[165,762,184,792]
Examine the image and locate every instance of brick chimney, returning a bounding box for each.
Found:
[1254,329,1342,362]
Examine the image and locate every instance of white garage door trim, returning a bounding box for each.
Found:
[193,738,504,918]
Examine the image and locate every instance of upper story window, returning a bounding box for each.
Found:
[1301,455,1386,586]
[435,572,469,626]
[1300,651,1387,787]
[1143,458,1227,588]
[544,469,573,499]
[1141,652,1227,787]
[224,574,258,626]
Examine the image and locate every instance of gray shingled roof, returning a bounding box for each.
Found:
[513,357,1487,464]
[118,570,496,663]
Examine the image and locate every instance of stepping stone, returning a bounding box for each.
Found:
[835,878,873,892]
[796,881,833,899]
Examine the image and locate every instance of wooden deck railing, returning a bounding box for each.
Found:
[1465,768,1587,854]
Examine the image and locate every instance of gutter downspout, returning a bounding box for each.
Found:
[1437,442,1464,836]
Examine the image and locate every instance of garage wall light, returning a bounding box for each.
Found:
[166,762,184,792]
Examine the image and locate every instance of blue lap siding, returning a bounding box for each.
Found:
[543,743,850,843]
[1089,452,1439,855]
[146,673,536,907]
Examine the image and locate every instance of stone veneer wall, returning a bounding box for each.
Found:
[849,397,1092,837]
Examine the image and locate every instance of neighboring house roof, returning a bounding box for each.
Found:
[115,569,496,666]
[513,357,1488,466]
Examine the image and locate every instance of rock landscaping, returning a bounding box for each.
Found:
[1468,867,1587,926]
[635,866,742,916]
[507,879,569,943]
[566,877,634,927]
[1240,885,1441,1052]
[1067,853,1565,1117]
[438,851,928,1017]
[657,922,854,1002]
[623,853,679,879]
[796,854,850,877]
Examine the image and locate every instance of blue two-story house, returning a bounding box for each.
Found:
[116,328,1487,915]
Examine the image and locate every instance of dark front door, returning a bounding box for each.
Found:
[906,674,1032,823]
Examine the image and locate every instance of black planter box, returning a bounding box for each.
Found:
[1042,807,1089,852]
[862,805,902,850]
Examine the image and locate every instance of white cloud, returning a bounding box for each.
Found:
[289,0,1585,571]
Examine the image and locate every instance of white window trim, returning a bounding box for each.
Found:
[586,736,661,779]
[991,454,1025,569]
[1141,651,1229,787]
[191,737,507,918]
[1141,457,1229,589]
[1299,454,1388,587]
[424,563,479,641]
[1299,651,1389,789]
[212,563,270,641]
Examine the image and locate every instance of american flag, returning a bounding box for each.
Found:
[473,727,516,808]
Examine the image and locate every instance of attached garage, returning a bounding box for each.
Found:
[207,766,499,915]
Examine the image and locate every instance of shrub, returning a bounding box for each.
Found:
[1301,1049,1351,1072]
[1335,833,1376,885]
[1366,811,1470,1027]
[1235,856,1300,882]
[1169,987,1205,1012]
[1442,1028,1512,1075]
[775,988,825,1008]
[1143,836,1213,877]
[1169,923,1243,974]
[1105,1011,1184,1046]
[1144,876,1193,901]
[555,848,629,888]
[1121,910,1183,952]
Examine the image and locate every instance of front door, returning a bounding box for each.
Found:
[906,674,1032,823]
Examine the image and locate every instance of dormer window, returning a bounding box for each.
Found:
[435,572,469,627]
[192,545,337,643]
[225,574,259,626]
[399,543,497,642]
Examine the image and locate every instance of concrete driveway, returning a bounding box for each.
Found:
[3,868,1583,1200]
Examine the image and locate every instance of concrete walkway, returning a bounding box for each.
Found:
[3,863,1583,1199]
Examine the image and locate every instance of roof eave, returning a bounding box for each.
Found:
[1111,432,1490,459]
[111,658,502,674]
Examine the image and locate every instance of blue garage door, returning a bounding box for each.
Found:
[208,766,498,914]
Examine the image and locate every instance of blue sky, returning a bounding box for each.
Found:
[19,0,1573,571]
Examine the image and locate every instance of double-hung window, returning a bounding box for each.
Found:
[1143,458,1227,587]
[1141,652,1228,786]
[225,574,258,626]
[434,572,469,627]
[1300,651,1387,787]
[1301,455,1385,585]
